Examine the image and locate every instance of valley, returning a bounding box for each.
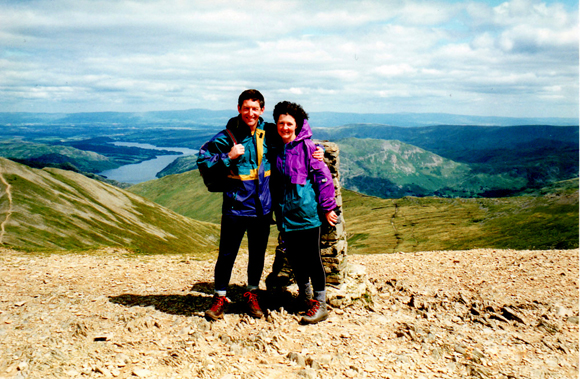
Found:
[0,112,577,200]
[0,110,577,254]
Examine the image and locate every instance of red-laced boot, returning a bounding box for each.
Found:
[300,299,328,324]
[205,295,228,321]
[243,290,264,318]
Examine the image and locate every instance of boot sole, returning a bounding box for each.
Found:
[204,311,224,321]
[300,312,329,325]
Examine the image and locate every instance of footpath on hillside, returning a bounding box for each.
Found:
[0,173,13,245]
[0,247,578,379]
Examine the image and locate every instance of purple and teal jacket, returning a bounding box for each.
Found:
[271,120,337,232]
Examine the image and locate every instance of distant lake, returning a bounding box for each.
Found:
[99,142,197,184]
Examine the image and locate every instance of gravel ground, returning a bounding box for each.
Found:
[0,247,578,379]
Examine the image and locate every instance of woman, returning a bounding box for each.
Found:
[270,101,338,324]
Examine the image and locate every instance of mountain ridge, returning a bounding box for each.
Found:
[0,158,219,255]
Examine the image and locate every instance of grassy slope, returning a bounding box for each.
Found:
[343,179,578,254]
[128,169,578,254]
[128,170,281,252]
[0,158,219,257]
[129,169,222,224]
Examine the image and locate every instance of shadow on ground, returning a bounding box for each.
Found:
[109,283,303,317]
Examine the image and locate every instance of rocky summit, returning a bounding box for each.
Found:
[0,247,578,379]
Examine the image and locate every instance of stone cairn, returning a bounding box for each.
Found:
[265,141,376,308]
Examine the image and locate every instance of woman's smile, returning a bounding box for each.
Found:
[277,114,297,143]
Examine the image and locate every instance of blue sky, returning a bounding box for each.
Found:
[0,0,578,118]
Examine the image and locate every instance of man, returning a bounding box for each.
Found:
[197,89,272,320]
[197,89,324,321]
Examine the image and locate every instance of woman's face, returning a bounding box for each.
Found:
[277,114,297,143]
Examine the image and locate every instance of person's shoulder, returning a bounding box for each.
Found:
[263,121,276,132]
[225,116,240,130]
[302,138,316,152]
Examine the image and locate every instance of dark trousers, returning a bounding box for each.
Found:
[214,213,271,293]
[282,227,326,294]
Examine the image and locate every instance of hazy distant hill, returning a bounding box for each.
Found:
[337,138,527,198]
[316,125,578,195]
[0,139,117,173]
[0,109,576,127]
[312,124,578,155]
[308,112,578,127]
[0,158,219,255]
[0,109,235,126]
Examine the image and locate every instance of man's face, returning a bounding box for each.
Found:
[238,99,264,130]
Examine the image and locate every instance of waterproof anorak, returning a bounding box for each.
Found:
[271,120,337,232]
[197,116,273,217]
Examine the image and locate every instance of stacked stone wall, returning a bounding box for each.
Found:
[317,141,348,285]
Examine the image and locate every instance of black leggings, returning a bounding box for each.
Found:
[282,227,326,293]
[214,214,271,292]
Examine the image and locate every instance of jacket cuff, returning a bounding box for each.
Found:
[221,153,231,167]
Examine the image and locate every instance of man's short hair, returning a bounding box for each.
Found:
[238,89,265,109]
[273,101,309,131]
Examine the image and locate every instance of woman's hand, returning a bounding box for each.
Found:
[228,144,245,160]
[325,210,338,226]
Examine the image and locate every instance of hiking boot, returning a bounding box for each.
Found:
[243,290,264,319]
[205,295,228,321]
[300,299,328,324]
[295,292,313,313]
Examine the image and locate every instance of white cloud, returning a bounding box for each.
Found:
[375,64,417,77]
[0,0,577,117]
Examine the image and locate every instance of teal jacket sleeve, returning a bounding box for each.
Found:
[196,130,234,171]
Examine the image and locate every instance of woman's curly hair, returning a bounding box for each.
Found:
[273,101,309,132]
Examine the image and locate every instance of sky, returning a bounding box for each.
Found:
[0,0,578,118]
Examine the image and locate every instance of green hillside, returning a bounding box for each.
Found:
[129,169,222,224]
[337,138,527,198]
[343,179,578,254]
[128,169,578,254]
[128,170,282,252]
[0,139,117,173]
[0,158,219,257]
[154,138,538,199]
[156,155,198,178]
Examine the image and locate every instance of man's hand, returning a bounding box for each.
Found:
[313,146,324,162]
[325,210,338,226]
[228,144,245,160]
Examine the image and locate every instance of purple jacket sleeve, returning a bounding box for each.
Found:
[306,141,337,213]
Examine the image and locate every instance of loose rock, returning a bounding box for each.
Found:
[0,247,577,378]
